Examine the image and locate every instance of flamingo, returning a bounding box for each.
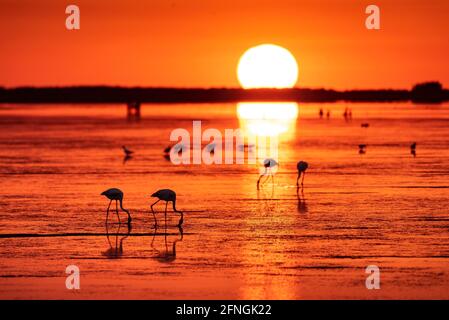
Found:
[296,161,309,187]
[257,158,278,189]
[101,188,132,224]
[122,146,134,157]
[150,189,183,227]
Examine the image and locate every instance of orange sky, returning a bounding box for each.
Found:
[0,0,448,89]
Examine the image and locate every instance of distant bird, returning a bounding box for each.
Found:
[359,144,367,154]
[296,161,309,187]
[164,143,185,154]
[101,188,132,224]
[237,143,255,151]
[205,143,216,154]
[326,110,331,119]
[257,158,278,189]
[150,189,183,227]
[122,146,134,157]
[163,144,186,161]
[410,142,417,157]
[319,108,324,119]
[361,123,370,128]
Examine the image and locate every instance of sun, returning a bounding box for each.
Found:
[237,44,298,89]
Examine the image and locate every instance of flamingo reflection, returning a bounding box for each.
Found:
[150,225,183,263]
[296,187,308,214]
[102,223,131,259]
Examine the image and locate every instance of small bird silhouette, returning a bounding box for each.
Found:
[101,188,132,224]
[205,143,216,154]
[150,189,183,227]
[163,144,186,161]
[410,142,417,157]
[237,143,255,151]
[359,144,367,154]
[361,123,370,128]
[257,158,278,189]
[122,146,134,157]
[296,161,309,187]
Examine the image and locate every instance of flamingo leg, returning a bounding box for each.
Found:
[257,168,268,189]
[164,201,168,226]
[164,202,168,252]
[257,174,264,189]
[106,200,112,224]
[260,169,271,186]
[301,171,306,186]
[296,173,300,186]
[150,199,160,226]
[115,200,121,224]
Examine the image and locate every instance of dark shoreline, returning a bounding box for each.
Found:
[0,84,447,104]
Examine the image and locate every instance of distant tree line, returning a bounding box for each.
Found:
[0,82,447,104]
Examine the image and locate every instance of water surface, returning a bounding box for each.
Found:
[0,102,448,299]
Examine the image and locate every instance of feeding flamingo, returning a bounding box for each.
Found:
[101,188,132,224]
[150,189,183,227]
[257,158,278,189]
[296,161,309,187]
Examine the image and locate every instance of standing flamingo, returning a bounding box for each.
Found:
[296,161,309,187]
[257,158,278,189]
[150,189,183,227]
[101,188,132,224]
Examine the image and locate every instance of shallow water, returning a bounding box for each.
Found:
[0,102,449,299]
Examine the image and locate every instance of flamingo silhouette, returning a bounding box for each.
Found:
[296,161,309,187]
[150,189,183,227]
[257,158,278,189]
[101,188,132,224]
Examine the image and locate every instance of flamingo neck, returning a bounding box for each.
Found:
[119,199,129,214]
[172,200,181,213]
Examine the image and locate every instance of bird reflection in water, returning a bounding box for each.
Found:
[150,225,183,263]
[257,183,276,214]
[296,186,308,214]
[102,223,131,259]
[123,154,133,164]
[122,146,134,164]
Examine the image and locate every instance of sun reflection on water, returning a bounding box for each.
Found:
[237,102,298,138]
